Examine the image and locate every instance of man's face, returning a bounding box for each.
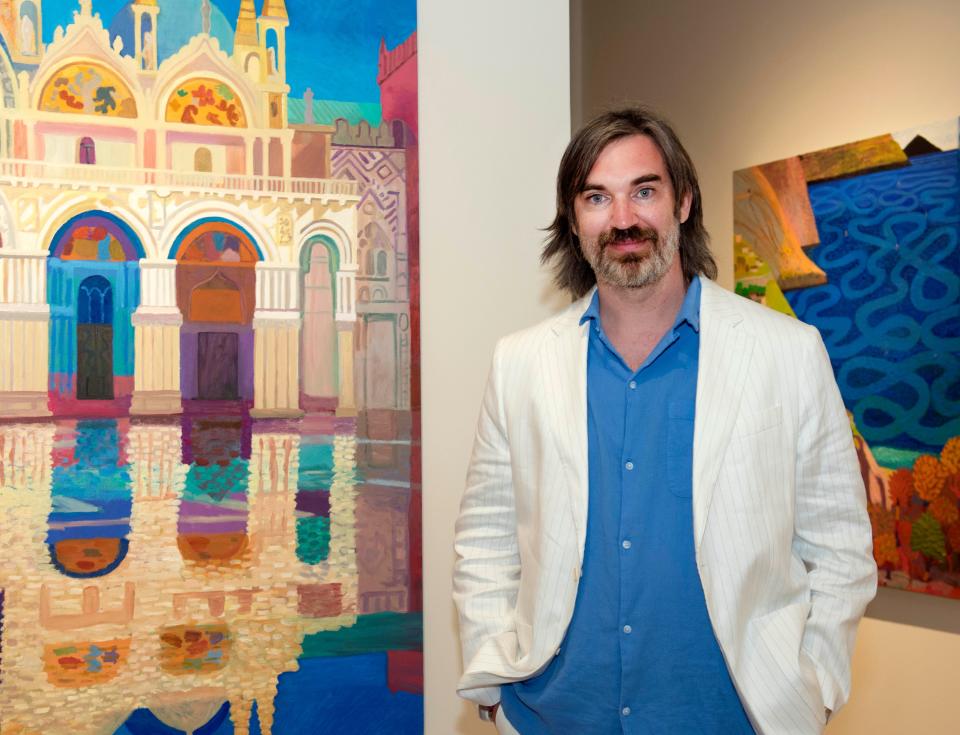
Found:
[572,134,692,290]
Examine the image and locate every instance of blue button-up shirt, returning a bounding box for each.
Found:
[501,277,753,733]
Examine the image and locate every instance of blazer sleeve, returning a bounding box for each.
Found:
[793,328,878,713]
[452,339,519,706]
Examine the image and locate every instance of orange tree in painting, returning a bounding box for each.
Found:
[869,436,960,596]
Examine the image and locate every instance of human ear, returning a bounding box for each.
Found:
[678,192,692,224]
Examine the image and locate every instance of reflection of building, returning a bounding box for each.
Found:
[0,0,417,422]
[0,419,361,734]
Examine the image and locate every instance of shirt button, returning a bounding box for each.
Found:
[621,539,632,550]
[628,380,637,389]
[622,707,632,716]
[624,461,634,471]
[623,624,632,634]
[555,647,562,656]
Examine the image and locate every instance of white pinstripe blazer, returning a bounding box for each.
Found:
[453,277,877,734]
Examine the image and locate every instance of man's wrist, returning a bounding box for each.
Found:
[478,703,499,722]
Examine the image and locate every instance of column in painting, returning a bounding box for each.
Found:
[130,259,183,415]
[247,429,300,576]
[126,422,186,569]
[0,250,50,417]
[334,268,357,416]
[0,424,56,732]
[124,422,187,688]
[328,433,359,614]
[252,263,303,417]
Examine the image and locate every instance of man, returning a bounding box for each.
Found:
[453,107,877,734]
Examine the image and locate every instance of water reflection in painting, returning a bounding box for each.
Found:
[0,412,421,733]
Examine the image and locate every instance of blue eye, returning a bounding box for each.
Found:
[587,193,607,205]
[635,188,653,199]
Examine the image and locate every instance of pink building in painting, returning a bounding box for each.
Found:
[378,32,417,136]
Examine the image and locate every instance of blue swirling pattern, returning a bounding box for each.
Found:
[787,150,960,452]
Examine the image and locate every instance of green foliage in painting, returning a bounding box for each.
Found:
[297,515,331,564]
[911,511,947,563]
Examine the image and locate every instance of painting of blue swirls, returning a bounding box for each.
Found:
[734,118,960,600]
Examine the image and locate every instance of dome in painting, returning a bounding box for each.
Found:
[108,0,234,65]
[150,698,228,732]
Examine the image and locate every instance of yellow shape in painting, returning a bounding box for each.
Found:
[734,234,769,280]
[734,167,827,291]
[734,235,796,317]
[39,63,137,117]
[762,278,797,318]
[159,624,232,675]
[800,134,908,183]
[166,78,247,127]
[44,638,131,687]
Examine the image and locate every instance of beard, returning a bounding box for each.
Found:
[583,223,680,289]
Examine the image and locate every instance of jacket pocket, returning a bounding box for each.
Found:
[747,600,826,728]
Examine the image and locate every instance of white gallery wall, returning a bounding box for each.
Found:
[419,1,571,733]
[575,0,960,732]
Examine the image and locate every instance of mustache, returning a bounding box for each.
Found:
[597,226,659,249]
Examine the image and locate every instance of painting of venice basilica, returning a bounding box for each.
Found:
[0,0,422,732]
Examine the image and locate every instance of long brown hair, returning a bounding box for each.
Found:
[542,106,716,297]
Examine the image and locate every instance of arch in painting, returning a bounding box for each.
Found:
[47,419,133,578]
[46,211,142,406]
[162,75,248,128]
[172,218,260,402]
[299,235,339,407]
[121,702,231,734]
[35,60,140,118]
[176,414,251,568]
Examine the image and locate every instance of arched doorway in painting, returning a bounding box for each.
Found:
[300,235,339,409]
[47,211,142,409]
[173,219,260,403]
[77,275,113,399]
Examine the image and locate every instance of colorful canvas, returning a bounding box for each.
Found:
[0,1,422,733]
[734,118,960,600]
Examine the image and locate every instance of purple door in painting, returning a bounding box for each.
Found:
[197,331,238,400]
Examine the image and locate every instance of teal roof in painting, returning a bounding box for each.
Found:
[288,97,382,127]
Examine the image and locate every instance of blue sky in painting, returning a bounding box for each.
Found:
[40,0,416,102]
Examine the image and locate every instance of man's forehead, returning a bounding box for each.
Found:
[579,135,669,189]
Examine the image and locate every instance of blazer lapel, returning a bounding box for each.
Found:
[693,279,756,549]
[539,292,592,564]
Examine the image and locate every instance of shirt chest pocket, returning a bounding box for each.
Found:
[666,401,695,498]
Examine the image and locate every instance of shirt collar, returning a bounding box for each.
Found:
[579,275,702,333]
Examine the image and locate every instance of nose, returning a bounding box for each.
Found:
[611,195,637,230]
